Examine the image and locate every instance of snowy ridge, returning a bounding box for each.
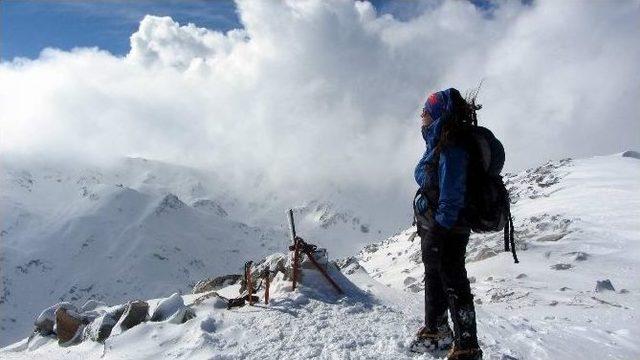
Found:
[0,157,380,346]
[2,152,639,359]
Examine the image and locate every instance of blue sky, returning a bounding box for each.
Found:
[1,0,637,186]
[1,0,500,61]
[1,0,241,60]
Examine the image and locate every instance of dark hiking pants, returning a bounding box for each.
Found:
[419,225,479,350]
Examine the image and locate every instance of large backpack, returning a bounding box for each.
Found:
[461,126,519,263]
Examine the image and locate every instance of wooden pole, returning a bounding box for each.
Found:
[245,261,254,305]
[264,271,270,304]
[292,239,299,291]
[288,209,299,291]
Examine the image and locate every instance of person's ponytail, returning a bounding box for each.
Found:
[437,87,482,151]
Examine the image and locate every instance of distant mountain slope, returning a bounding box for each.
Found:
[0,162,282,346]
[0,157,383,346]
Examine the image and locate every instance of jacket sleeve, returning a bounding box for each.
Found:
[435,145,468,229]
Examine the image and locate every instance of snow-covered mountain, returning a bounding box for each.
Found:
[2,152,639,359]
[0,156,387,346]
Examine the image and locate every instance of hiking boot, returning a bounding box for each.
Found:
[409,325,454,354]
[446,345,483,360]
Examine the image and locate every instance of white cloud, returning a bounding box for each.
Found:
[1,0,639,205]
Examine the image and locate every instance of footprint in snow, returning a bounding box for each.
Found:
[565,251,589,261]
[200,317,216,333]
[550,263,572,270]
[403,276,416,285]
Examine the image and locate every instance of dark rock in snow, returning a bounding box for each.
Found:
[550,263,572,270]
[192,292,227,309]
[621,150,640,159]
[54,307,83,344]
[403,276,416,286]
[516,273,528,279]
[408,250,422,264]
[119,300,148,330]
[565,251,590,261]
[152,253,168,261]
[192,274,242,294]
[154,194,186,215]
[334,257,362,275]
[34,318,55,337]
[168,306,196,324]
[200,317,216,333]
[85,305,125,342]
[362,243,379,254]
[595,279,615,292]
[85,313,117,342]
[151,293,184,322]
[501,355,519,360]
[109,305,127,321]
[34,302,75,336]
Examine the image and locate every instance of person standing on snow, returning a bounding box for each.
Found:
[411,88,483,360]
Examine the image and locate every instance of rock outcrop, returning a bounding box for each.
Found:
[54,308,83,344]
[118,300,149,331]
[151,293,184,322]
[34,302,75,336]
[192,274,242,294]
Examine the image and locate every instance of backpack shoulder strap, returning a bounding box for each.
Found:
[503,202,519,263]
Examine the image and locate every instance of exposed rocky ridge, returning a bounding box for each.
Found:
[293,200,372,233]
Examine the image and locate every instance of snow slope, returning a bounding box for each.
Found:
[355,153,640,359]
[2,152,639,359]
[0,157,387,346]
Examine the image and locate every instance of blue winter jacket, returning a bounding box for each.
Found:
[414,95,468,230]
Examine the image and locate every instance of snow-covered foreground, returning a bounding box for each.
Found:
[2,152,639,359]
[0,156,390,346]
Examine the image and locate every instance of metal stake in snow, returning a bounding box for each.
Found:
[288,209,300,290]
[287,209,343,294]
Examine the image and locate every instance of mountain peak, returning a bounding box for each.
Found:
[154,194,186,215]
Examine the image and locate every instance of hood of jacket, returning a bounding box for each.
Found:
[421,88,458,150]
